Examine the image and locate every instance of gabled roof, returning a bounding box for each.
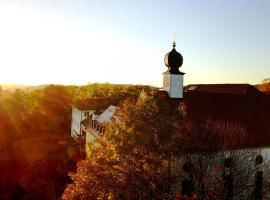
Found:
[74,97,120,110]
[185,84,262,95]
[81,105,117,127]
[95,105,117,124]
[81,105,118,136]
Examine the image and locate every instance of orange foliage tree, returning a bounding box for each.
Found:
[40,85,72,132]
[62,92,185,199]
[62,91,269,199]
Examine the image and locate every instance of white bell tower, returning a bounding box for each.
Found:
[163,41,185,98]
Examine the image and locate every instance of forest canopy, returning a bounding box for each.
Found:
[0,83,153,199]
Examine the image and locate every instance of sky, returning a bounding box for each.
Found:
[0,0,270,86]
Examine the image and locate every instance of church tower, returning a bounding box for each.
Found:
[163,41,185,98]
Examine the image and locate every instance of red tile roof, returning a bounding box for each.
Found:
[185,84,262,95]
[158,84,270,148]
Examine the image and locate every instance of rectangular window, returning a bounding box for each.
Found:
[84,111,89,117]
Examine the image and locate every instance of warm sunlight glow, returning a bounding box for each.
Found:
[0,3,161,86]
[0,1,269,86]
[1,1,270,199]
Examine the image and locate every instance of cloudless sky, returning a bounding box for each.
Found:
[0,0,270,86]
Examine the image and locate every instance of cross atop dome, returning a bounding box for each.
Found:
[173,41,176,48]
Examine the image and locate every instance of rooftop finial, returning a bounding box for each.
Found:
[164,33,183,71]
[173,32,176,48]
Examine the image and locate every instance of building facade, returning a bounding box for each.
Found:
[161,41,270,198]
[71,97,118,154]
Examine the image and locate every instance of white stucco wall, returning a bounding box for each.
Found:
[163,73,184,98]
[71,107,95,138]
[170,147,270,198]
[163,73,170,93]
[170,74,184,98]
[222,147,270,162]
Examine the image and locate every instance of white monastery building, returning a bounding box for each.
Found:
[70,41,270,198]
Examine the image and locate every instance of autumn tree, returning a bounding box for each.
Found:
[63,90,270,199]
[40,85,72,132]
[262,77,270,84]
[63,92,184,199]
[20,138,76,200]
[70,83,155,101]
[257,78,270,95]
[0,85,76,199]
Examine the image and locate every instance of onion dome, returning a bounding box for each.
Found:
[164,41,184,74]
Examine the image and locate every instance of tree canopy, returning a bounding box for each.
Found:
[0,83,156,199]
[262,77,270,84]
[63,91,268,200]
[63,92,185,199]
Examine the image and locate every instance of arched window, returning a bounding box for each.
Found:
[254,155,263,200]
[255,155,263,165]
[181,162,194,197]
[223,158,234,200]
[182,162,193,173]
